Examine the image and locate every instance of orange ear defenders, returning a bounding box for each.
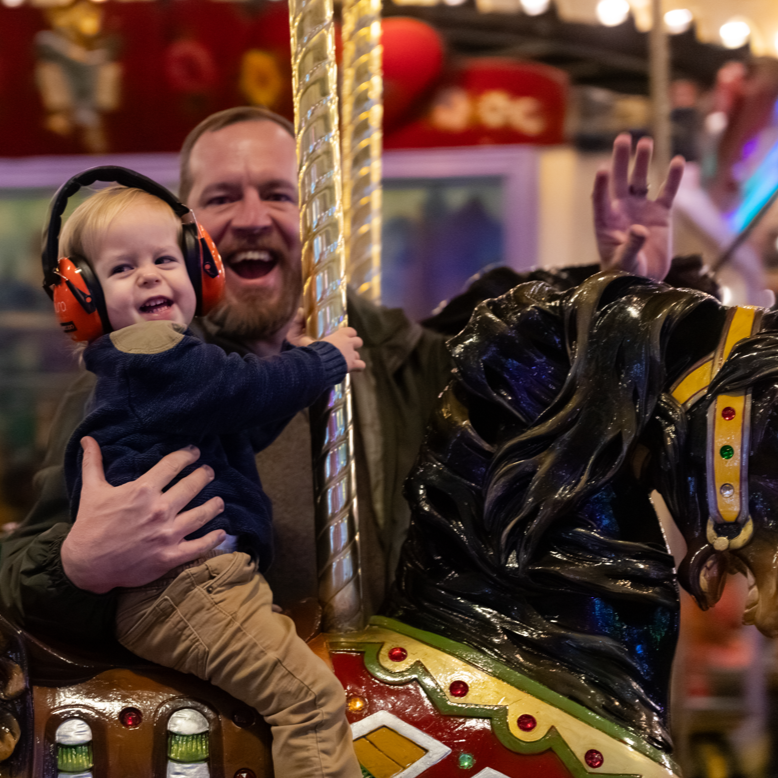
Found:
[42,166,225,343]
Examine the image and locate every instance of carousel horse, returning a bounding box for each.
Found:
[4,270,778,777]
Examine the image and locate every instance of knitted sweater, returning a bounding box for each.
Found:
[63,321,347,570]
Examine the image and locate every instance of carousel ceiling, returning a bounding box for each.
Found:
[383,0,747,94]
[389,0,778,58]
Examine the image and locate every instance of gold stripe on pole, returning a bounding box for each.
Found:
[341,0,383,302]
[289,0,364,632]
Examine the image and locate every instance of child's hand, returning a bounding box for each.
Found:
[286,308,313,348]
[322,327,366,373]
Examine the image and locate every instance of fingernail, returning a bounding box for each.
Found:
[186,444,198,452]
[217,498,225,513]
[204,465,214,479]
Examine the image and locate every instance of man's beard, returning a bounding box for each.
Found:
[207,259,303,342]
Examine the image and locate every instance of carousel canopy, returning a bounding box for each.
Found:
[390,0,778,58]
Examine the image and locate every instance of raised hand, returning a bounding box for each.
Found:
[61,437,226,593]
[593,133,685,281]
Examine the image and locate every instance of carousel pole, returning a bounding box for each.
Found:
[341,0,383,302]
[289,0,364,631]
[649,0,671,175]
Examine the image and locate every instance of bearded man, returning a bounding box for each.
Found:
[0,107,686,651]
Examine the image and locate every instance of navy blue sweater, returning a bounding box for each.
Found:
[63,321,347,570]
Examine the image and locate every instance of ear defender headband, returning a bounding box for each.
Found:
[671,306,763,552]
[42,166,225,343]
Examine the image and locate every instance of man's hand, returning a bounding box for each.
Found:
[322,327,366,372]
[593,133,685,281]
[61,437,226,594]
[286,308,314,348]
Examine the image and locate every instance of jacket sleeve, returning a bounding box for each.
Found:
[0,371,119,648]
[129,335,347,438]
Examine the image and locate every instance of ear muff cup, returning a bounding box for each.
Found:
[42,165,225,342]
[51,257,111,344]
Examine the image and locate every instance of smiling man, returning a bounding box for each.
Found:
[0,107,687,653]
[182,115,304,355]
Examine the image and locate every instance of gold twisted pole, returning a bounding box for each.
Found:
[341,0,383,302]
[289,0,364,631]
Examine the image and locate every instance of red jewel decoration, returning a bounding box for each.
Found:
[517,714,537,731]
[722,407,736,421]
[234,771,256,778]
[388,646,408,662]
[585,750,604,769]
[449,680,469,697]
[119,708,142,728]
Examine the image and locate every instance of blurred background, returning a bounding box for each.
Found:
[2,0,778,774]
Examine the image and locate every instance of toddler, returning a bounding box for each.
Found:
[54,180,363,778]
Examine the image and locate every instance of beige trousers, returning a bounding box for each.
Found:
[115,552,361,778]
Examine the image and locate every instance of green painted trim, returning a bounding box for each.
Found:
[333,616,678,775]
[57,743,94,772]
[167,732,209,763]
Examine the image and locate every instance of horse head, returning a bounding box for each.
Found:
[386,270,778,757]
[655,304,778,638]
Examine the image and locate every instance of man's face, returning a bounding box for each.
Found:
[187,120,302,343]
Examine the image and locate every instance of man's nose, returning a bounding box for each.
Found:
[231,188,272,234]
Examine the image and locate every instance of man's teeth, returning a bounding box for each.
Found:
[231,250,273,264]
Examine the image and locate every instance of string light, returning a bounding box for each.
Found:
[664,9,693,35]
[596,0,630,27]
[520,0,550,15]
[720,19,751,49]
[1,0,25,8]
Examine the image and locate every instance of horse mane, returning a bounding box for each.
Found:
[386,271,731,753]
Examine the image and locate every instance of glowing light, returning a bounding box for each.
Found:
[520,0,550,15]
[596,0,630,27]
[720,19,751,49]
[727,137,778,233]
[774,31,778,55]
[444,0,468,7]
[1,0,25,8]
[664,9,692,34]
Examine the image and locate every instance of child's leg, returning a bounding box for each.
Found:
[115,552,361,778]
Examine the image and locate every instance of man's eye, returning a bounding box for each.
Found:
[267,192,295,204]
[205,195,233,207]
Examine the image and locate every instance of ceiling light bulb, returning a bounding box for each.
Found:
[521,0,550,15]
[1,0,24,8]
[720,19,751,49]
[664,9,692,34]
[596,0,630,27]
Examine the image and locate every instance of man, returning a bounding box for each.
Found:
[0,107,684,649]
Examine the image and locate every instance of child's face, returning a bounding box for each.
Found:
[92,203,197,331]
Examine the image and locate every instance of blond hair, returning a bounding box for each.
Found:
[59,185,182,267]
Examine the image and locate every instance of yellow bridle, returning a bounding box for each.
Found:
[670,306,763,552]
